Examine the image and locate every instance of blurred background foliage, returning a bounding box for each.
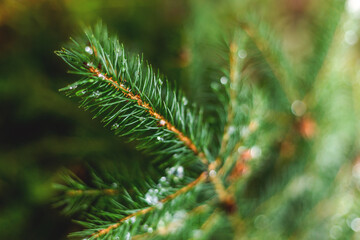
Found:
[0,0,359,239]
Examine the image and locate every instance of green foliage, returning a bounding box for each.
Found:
[54,0,360,239]
[56,23,211,168]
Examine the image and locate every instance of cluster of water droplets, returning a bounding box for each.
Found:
[144,165,185,206]
[142,224,154,233]
[91,90,101,98]
[112,123,120,130]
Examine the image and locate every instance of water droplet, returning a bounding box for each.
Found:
[156,202,163,209]
[92,91,100,98]
[142,224,149,231]
[291,100,307,117]
[160,176,167,182]
[158,79,163,85]
[182,96,188,106]
[98,73,106,80]
[345,30,358,45]
[351,218,360,232]
[176,166,184,179]
[220,76,228,85]
[157,136,164,142]
[125,232,131,240]
[111,182,118,188]
[250,146,262,158]
[209,170,216,177]
[130,216,136,223]
[69,85,77,90]
[127,88,132,93]
[86,62,93,67]
[112,123,119,130]
[166,167,176,175]
[228,126,236,135]
[159,120,166,127]
[238,49,247,59]
[147,227,153,233]
[145,188,159,205]
[121,67,126,72]
[85,46,93,55]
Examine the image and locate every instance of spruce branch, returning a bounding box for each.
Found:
[56,22,210,167]
[92,171,207,238]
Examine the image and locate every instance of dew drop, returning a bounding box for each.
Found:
[291,100,307,117]
[176,166,184,179]
[166,167,176,175]
[250,146,262,159]
[112,123,119,130]
[157,136,164,142]
[228,126,236,135]
[182,96,188,106]
[238,49,247,59]
[85,46,93,55]
[156,202,163,209]
[142,224,149,231]
[159,120,166,127]
[158,79,163,85]
[220,76,228,85]
[147,227,153,233]
[209,170,217,177]
[92,91,100,98]
[160,176,167,182]
[130,216,136,223]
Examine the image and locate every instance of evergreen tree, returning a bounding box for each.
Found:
[55,1,359,239]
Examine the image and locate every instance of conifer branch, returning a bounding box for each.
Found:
[92,172,208,238]
[56,23,211,168]
[87,65,208,165]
